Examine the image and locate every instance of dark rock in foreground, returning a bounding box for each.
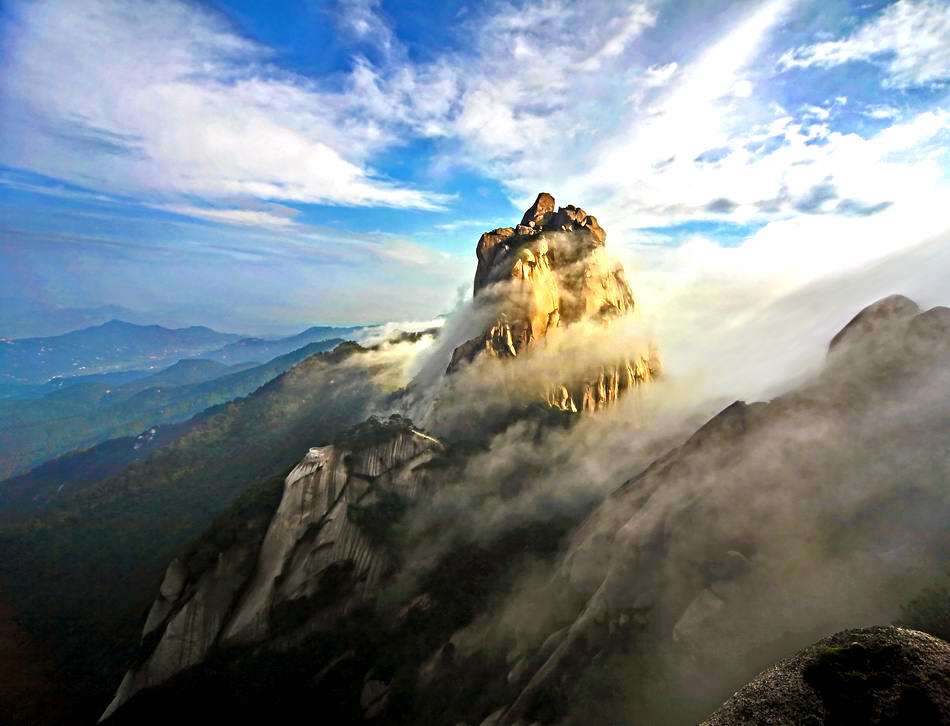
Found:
[703,626,950,725]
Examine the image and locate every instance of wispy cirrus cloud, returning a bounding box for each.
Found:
[778,0,950,88]
[1,0,948,330]
[0,0,449,213]
[155,203,302,230]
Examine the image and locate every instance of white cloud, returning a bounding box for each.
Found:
[865,105,902,120]
[157,204,301,229]
[625,225,950,401]
[338,0,396,55]
[778,0,950,88]
[444,0,950,314]
[644,62,679,88]
[515,0,797,225]
[0,0,448,212]
[334,0,949,306]
[434,219,495,232]
[2,0,948,312]
[430,0,948,265]
[371,238,453,266]
[577,4,656,71]
[731,79,754,98]
[347,0,660,177]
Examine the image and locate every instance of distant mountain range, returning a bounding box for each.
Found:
[0,299,150,339]
[201,325,364,365]
[0,319,366,385]
[0,320,242,385]
[0,338,345,479]
[0,339,407,721]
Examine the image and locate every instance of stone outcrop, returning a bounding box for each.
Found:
[703,626,950,725]
[100,416,444,722]
[828,293,921,354]
[223,425,443,644]
[451,192,660,413]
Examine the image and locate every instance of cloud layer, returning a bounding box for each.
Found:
[1,0,948,328]
[0,0,449,213]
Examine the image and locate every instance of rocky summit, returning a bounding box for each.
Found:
[450,192,660,413]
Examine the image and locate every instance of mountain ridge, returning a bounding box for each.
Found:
[0,320,242,384]
[0,335,434,723]
[0,337,345,479]
[98,293,950,726]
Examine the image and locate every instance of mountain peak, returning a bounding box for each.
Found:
[519,191,556,226]
[828,294,920,354]
[450,194,659,413]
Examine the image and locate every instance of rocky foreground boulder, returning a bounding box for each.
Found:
[449,193,660,413]
[703,626,950,725]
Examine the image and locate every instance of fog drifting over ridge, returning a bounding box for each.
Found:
[371,221,950,725]
[621,228,950,403]
[397,223,950,428]
[365,203,950,579]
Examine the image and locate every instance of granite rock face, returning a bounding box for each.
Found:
[223,425,443,644]
[100,293,950,725]
[452,192,660,413]
[100,417,444,721]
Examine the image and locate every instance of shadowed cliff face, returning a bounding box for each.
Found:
[97,196,673,722]
[449,193,660,415]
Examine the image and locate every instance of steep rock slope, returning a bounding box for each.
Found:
[450,193,660,413]
[102,417,445,719]
[467,296,950,725]
[0,339,419,724]
[703,626,950,725]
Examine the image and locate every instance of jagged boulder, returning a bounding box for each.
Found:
[451,192,660,413]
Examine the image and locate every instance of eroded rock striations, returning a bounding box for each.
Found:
[450,192,660,413]
[100,416,444,721]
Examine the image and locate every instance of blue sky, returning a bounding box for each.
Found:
[0,0,948,334]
